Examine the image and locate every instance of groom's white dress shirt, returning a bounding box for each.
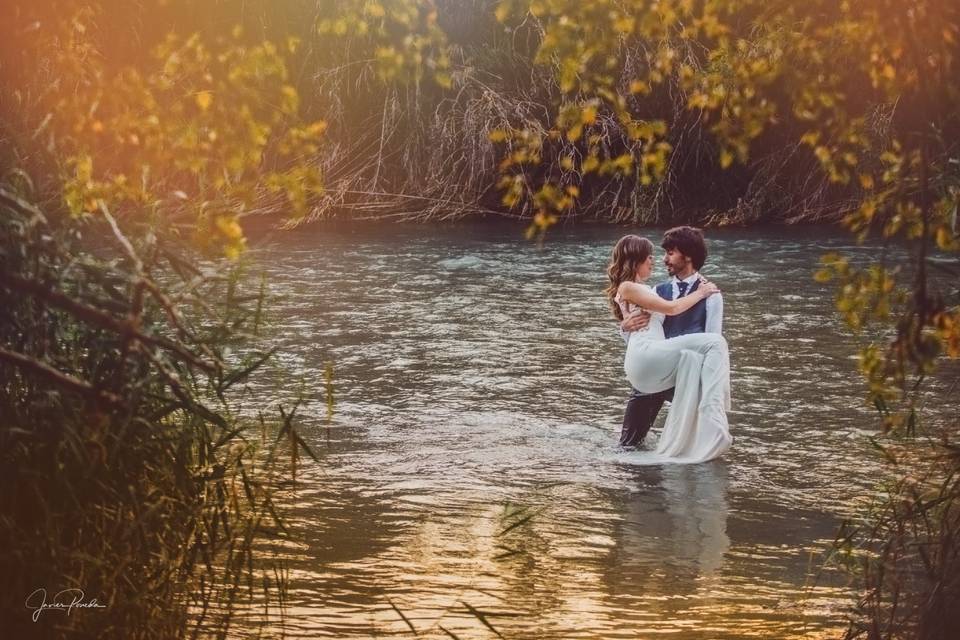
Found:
[674,272,723,334]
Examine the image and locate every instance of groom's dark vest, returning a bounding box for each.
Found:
[656,280,708,339]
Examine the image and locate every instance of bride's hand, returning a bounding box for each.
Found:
[697,277,720,297]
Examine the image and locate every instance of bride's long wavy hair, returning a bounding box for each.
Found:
[605,235,654,320]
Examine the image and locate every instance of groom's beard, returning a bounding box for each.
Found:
[664,260,690,278]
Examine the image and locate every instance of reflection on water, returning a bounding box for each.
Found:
[222,224,898,638]
[612,464,730,578]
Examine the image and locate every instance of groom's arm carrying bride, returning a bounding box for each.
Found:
[617,226,724,447]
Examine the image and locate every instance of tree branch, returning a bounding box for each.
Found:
[0,347,122,407]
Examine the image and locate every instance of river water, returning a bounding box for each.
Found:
[235,223,894,639]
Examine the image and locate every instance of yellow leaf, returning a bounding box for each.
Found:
[195,91,213,111]
[215,215,243,241]
[688,93,709,109]
[364,2,385,18]
[613,16,635,33]
[434,71,452,89]
[936,226,955,250]
[611,153,633,174]
[719,149,733,169]
[800,131,819,146]
[281,85,299,113]
[580,106,597,125]
[224,242,243,260]
[488,129,508,143]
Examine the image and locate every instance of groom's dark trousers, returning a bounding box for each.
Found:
[619,280,709,447]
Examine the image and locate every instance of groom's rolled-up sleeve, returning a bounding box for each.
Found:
[705,293,724,334]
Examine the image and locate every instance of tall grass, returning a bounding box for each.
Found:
[0,175,313,638]
[833,416,960,640]
[295,1,859,225]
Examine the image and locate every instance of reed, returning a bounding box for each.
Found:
[0,175,313,638]
[296,1,859,226]
[833,418,960,640]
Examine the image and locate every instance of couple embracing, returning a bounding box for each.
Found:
[605,226,732,464]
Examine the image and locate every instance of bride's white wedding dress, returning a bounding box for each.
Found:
[617,285,732,464]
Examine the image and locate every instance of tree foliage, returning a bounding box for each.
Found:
[4,0,326,258]
[1,1,322,636]
[491,0,959,239]
[492,1,960,636]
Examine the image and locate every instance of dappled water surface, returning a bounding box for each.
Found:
[234,224,894,638]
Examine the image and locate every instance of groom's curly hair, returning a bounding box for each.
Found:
[662,226,707,270]
[606,235,654,320]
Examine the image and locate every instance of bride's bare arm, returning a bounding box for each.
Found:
[617,280,719,316]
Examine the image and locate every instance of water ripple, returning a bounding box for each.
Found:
[216,224,933,638]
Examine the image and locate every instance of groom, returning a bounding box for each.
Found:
[618,226,724,447]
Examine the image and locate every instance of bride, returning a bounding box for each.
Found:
[606,235,732,464]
